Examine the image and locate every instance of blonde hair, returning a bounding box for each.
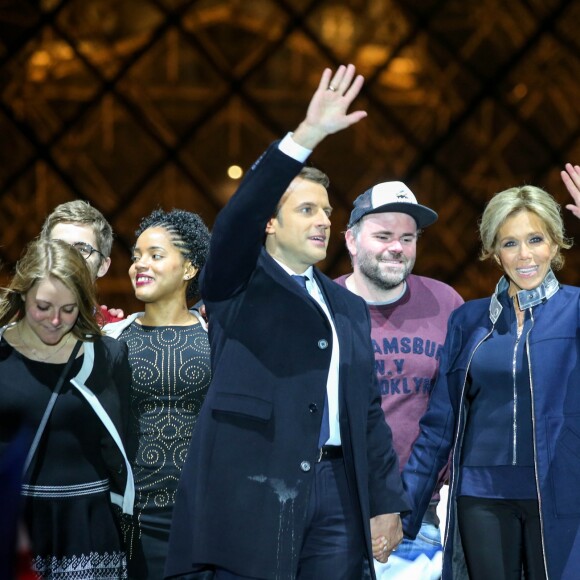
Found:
[479,185,572,270]
[40,200,113,258]
[0,239,101,339]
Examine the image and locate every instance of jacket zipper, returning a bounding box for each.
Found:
[512,325,522,465]
[526,310,549,578]
[443,327,494,550]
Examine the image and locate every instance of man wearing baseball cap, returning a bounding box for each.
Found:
[336,181,464,579]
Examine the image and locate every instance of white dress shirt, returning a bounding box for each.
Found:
[273,261,341,446]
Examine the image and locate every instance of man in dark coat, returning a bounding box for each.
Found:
[165,64,409,580]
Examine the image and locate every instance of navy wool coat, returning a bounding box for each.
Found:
[165,143,409,580]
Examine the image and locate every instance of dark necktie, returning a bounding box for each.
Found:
[292,274,309,292]
[291,274,330,447]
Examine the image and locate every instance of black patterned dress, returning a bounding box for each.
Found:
[0,335,130,580]
[117,322,211,579]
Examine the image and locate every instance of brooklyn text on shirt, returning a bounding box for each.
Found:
[372,336,444,396]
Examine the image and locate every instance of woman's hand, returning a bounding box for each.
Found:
[561,163,580,219]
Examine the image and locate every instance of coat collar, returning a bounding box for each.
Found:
[260,249,359,332]
[489,269,560,324]
[260,249,320,306]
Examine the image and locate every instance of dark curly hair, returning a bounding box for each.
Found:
[135,209,211,300]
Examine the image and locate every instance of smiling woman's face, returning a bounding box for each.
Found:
[496,210,557,295]
[129,227,192,304]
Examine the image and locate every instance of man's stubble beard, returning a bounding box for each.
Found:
[357,250,415,291]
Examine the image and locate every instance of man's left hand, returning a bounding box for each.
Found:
[370,513,402,563]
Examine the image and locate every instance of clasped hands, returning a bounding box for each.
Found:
[370,513,403,563]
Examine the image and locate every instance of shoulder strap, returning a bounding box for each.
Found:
[23,339,83,477]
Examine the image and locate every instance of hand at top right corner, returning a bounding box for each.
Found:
[561,163,580,219]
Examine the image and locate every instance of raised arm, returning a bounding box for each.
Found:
[562,163,580,219]
[201,65,367,302]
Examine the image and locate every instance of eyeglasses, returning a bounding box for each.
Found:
[68,241,106,261]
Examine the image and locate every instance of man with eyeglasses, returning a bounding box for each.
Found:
[40,200,124,324]
[335,182,463,579]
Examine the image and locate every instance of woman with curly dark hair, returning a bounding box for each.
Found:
[104,209,211,579]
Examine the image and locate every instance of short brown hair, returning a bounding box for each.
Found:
[273,167,330,220]
[298,166,329,188]
[40,200,113,258]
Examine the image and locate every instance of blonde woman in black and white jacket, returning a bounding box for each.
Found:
[0,238,134,579]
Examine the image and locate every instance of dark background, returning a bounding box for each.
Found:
[1,0,580,313]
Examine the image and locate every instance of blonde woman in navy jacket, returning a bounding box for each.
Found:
[403,170,580,580]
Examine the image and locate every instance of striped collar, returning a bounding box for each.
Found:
[489,270,560,324]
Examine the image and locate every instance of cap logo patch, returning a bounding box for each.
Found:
[348,180,438,229]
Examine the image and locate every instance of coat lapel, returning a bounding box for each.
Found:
[260,250,329,317]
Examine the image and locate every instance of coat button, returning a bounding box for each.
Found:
[300,461,311,472]
[309,403,318,413]
[317,339,328,349]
